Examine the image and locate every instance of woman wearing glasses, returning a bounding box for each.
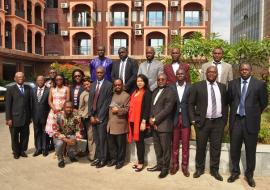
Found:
[70,69,85,110]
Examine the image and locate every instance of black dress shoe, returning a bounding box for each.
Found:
[33,151,42,157]
[69,157,78,162]
[107,160,117,167]
[227,173,239,183]
[158,170,169,178]
[245,176,256,187]
[193,170,204,178]
[20,152,28,157]
[13,153,20,159]
[43,151,49,157]
[91,159,100,166]
[115,162,124,169]
[147,165,161,172]
[210,171,223,181]
[58,161,65,168]
[96,161,106,168]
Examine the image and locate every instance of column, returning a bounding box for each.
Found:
[24,27,27,51]
[32,4,35,25]
[11,25,15,49]
[32,30,35,54]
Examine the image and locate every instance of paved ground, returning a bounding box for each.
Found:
[0,110,269,190]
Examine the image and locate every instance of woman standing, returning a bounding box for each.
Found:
[70,69,84,110]
[128,74,152,172]
[45,74,70,137]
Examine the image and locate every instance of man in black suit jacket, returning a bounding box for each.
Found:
[5,72,32,159]
[189,66,228,181]
[32,75,50,157]
[88,66,113,168]
[111,47,138,94]
[227,63,268,187]
[147,73,177,178]
[170,68,191,177]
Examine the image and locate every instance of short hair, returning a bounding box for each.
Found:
[176,68,186,75]
[72,69,85,84]
[96,66,105,72]
[137,74,149,90]
[63,100,73,108]
[82,76,92,83]
[158,73,168,79]
[113,78,123,85]
[212,47,224,53]
[239,62,252,70]
[118,47,128,53]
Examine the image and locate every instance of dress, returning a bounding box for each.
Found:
[45,86,68,137]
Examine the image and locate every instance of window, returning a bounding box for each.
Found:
[113,39,127,55]
[149,38,163,52]
[184,11,202,26]
[112,12,128,26]
[46,0,58,8]
[73,11,90,27]
[76,39,91,55]
[147,11,164,26]
[47,23,58,35]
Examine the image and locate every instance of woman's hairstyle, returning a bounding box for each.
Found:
[136,74,149,90]
[54,73,66,87]
[72,69,85,85]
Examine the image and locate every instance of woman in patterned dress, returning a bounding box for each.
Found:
[45,74,70,137]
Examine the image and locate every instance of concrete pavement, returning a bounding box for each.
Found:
[0,112,269,190]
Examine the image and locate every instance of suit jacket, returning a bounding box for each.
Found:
[188,80,228,128]
[170,83,191,128]
[5,84,32,127]
[227,77,268,134]
[200,61,233,86]
[164,62,190,85]
[107,91,130,134]
[78,90,89,118]
[150,86,177,132]
[138,60,164,91]
[32,86,50,125]
[111,57,138,93]
[70,84,84,109]
[88,80,113,123]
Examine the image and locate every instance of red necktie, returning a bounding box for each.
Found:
[92,82,100,112]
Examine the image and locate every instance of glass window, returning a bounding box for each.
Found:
[47,23,58,35]
[113,39,127,55]
[73,11,90,27]
[149,38,163,52]
[112,12,128,26]
[76,39,91,55]
[147,11,164,26]
[46,0,58,8]
[184,11,202,26]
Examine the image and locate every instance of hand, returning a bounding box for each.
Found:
[111,107,118,114]
[140,122,146,131]
[6,120,12,127]
[95,117,100,124]
[90,116,96,125]
[153,125,158,131]
[149,117,155,126]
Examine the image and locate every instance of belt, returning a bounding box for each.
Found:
[236,114,246,119]
[205,117,222,121]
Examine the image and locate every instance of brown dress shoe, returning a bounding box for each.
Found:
[182,169,190,177]
[170,166,179,175]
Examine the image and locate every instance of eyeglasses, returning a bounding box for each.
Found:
[74,75,81,78]
[157,78,166,81]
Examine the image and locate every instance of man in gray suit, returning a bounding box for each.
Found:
[138,46,163,91]
[201,47,233,86]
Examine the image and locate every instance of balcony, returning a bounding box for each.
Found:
[35,18,42,26]
[15,41,25,51]
[73,46,91,55]
[35,47,42,55]
[15,9,25,19]
[72,19,90,27]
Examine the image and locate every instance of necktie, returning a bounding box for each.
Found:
[93,81,100,112]
[147,61,151,73]
[239,80,247,116]
[210,83,217,118]
[119,60,125,82]
[20,86,24,95]
[37,88,42,102]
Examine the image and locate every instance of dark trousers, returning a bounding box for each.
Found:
[153,130,172,172]
[9,125,29,154]
[230,116,258,177]
[81,118,89,140]
[195,118,224,172]
[172,114,191,170]
[108,133,127,164]
[130,122,145,164]
[33,121,49,152]
[93,122,108,162]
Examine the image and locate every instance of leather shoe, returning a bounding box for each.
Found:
[182,169,190,177]
[193,170,204,178]
[69,157,78,162]
[115,162,124,169]
[245,176,256,187]
[33,150,42,157]
[107,160,117,167]
[158,170,169,178]
[96,161,106,168]
[147,165,161,172]
[227,173,239,183]
[58,161,65,168]
[20,152,28,157]
[43,151,49,157]
[91,159,100,166]
[135,165,144,172]
[210,171,223,181]
[13,153,20,159]
[170,166,179,175]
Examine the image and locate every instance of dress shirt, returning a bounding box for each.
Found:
[37,86,45,97]
[206,81,222,118]
[119,57,128,84]
[17,84,24,93]
[176,82,186,112]
[172,62,180,75]
[96,79,104,90]
[90,57,113,81]
[237,76,251,114]
[212,61,222,83]
[153,88,164,105]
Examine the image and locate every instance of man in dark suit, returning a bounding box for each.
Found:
[170,68,191,177]
[227,63,268,187]
[164,48,190,84]
[111,47,138,94]
[88,66,113,168]
[5,72,32,159]
[32,75,50,157]
[147,73,177,178]
[189,66,228,181]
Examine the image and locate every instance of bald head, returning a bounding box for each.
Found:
[97,46,106,58]
[171,48,181,63]
[206,66,218,83]
[36,75,45,88]
[14,72,25,85]
[146,46,155,61]
[96,66,105,81]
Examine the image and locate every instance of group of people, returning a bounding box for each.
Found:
[5,46,268,188]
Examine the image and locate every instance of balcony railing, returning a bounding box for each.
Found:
[16,41,25,51]
[35,18,42,26]
[72,19,90,27]
[73,46,91,55]
[27,14,32,23]
[184,17,203,26]
[5,39,12,49]
[15,9,25,19]
[35,47,42,55]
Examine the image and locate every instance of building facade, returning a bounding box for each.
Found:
[0,0,211,80]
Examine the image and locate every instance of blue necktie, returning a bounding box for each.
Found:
[20,86,24,95]
[239,80,247,116]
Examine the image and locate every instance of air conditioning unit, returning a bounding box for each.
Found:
[134,1,142,8]
[171,30,178,35]
[60,3,69,9]
[171,1,179,7]
[135,29,142,36]
[60,30,69,36]
[135,24,142,29]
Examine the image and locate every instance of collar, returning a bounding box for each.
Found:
[97,78,105,84]
[176,81,186,88]
[172,62,179,65]
[241,76,251,83]
[207,80,217,86]
[212,60,222,65]
[120,57,128,63]
[17,84,24,88]
[38,86,45,90]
